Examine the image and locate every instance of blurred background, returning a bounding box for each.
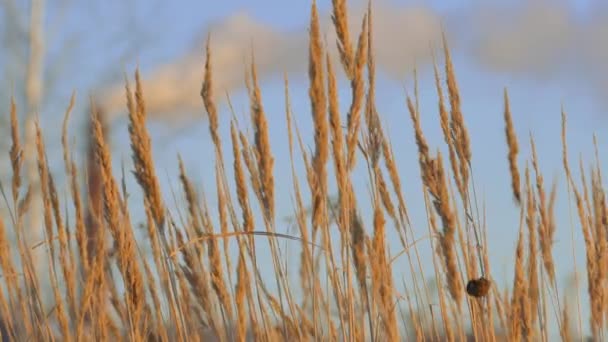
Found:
[0,0,606,337]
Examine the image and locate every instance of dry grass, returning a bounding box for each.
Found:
[0,1,605,341]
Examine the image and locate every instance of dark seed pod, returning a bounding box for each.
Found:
[466,277,491,298]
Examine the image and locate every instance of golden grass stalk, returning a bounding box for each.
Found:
[9,97,22,203]
[234,123,276,336]
[0,215,18,340]
[177,156,203,236]
[370,199,399,341]
[231,122,254,242]
[247,53,275,222]
[408,95,431,168]
[201,35,221,154]
[590,168,607,337]
[302,19,349,328]
[571,171,601,337]
[239,132,263,211]
[60,92,82,277]
[560,297,572,342]
[345,14,368,171]
[442,32,471,199]
[126,69,166,230]
[176,228,217,333]
[60,91,76,174]
[34,119,71,339]
[142,258,169,342]
[83,104,107,273]
[4,99,26,338]
[382,138,410,225]
[247,52,297,339]
[510,207,530,341]
[432,152,463,307]
[529,136,556,287]
[34,120,55,261]
[524,166,539,328]
[201,38,235,292]
[503,88,521,205]
[49,172,77,318]
[408,95,462,307]
[76,230,108,341]
[330,0,354,78]
[433,55,463,210]
[308,1,329,232]
[91,102,147,338]
[235,251,250,342]
[364,5,383,168]
[209,167,234,321]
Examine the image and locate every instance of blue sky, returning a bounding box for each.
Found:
[2,0,607,337]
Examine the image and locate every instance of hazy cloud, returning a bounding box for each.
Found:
[97,4,444,123]
[471,2,608,75]
[96,1,608,123]
[98,12,289,122]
